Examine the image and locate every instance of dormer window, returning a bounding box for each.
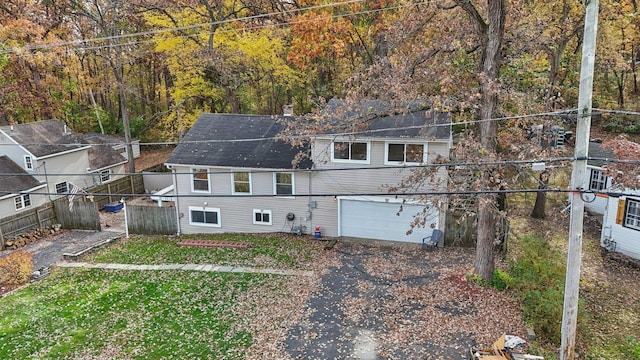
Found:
[331,141,370,163]
[24,155,33,170]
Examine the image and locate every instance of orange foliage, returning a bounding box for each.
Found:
[0,251,34,286]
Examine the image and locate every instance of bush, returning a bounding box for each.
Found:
[0,251,34,285]
[493,269,514,290]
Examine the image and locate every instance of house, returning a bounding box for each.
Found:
[0,120,127,199]
[0,156,48,214]
[582,140,616,216]
[165,100,452,243]
[601,190,640,260]
[80,132,141,160]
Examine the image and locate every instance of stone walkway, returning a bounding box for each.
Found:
[57,262,314,277]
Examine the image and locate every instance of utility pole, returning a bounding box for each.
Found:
[561,1,599,359]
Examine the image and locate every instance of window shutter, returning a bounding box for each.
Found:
[616,198,626,225]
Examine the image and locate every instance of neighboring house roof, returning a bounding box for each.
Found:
[166,113,312,169]
[318,99,451,140]
[588,141,616,168]
[0,156,42,194]
[81,132,140,145]
[79,134,128,171]
[0,120,86,157]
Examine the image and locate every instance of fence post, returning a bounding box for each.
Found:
[0,226,4,251]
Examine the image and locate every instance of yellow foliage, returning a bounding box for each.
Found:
[0,251,34,286]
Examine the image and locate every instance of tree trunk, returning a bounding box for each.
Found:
[114,50,136,174]
[531,169,550,219]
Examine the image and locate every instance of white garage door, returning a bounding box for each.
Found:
[339,199,438,243]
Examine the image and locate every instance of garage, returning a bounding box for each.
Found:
[339,197,439,243]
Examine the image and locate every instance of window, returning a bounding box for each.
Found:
[253,209,272,225]
[332,141,369,163]
[189,206,221,227]
[386,143,425,164]
[24,155,33,170]
[232,172,251,194]
[589,169,607,191]
[100,169,111,182]
[14,194,31,210]
[274,172,294,196]
[55,182,69,194]
[625,199,640,230]
[192,168,210,192]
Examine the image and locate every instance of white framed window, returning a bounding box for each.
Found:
[232,172,251,194]
[24,155,33,170]
[189,206,221,227]
[100,169,111,182]
[14,194,31,210]
[625,199,640,231]
[331,141,370,163]
[589,169,607,191]
[253,209,272,225]
[55,182,69,194]
[191,168,210,193]
[274,172,294,196]
[385,142,425,164]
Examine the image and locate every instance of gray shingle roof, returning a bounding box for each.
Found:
[319,99,451,140]
[588,141,616,168]
[0,120,85,157]
[0,156,42,193]
[166,114,312,169]
[79,134,128,170]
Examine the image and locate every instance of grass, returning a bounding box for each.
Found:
[84,233,325,269]
[0,268,260,359]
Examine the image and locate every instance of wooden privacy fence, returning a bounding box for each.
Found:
[126,205,177,235]
[88,174,145,208]
[53,198,101,231]
[0,203,57,250]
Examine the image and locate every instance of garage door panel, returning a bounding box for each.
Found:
[340,199,437,243]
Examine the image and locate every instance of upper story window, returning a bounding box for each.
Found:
[24,155,33,170]
[386,143,425,164]
[332,141,369,163]
[192,168,210,192]
[274,172,294,196]
[14,194,31,210]
[232,172,251,194]
[589,169,607,191]
[625,199,640,231]
[55,182,69,194]
[100,169,111,183]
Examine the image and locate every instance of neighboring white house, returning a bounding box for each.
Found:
[582,141,616,216]
[601,191,640,260]
[0,120,127,199]
[164,100,452,243]
[0,156,48,214]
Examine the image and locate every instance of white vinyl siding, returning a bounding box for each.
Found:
[189,206,221,227]
[253,209,272,225]
[274,172,294,196]
[192,168,210,193]
[331,141,370,164]
[232,172,251,195]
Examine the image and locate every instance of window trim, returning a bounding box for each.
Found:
[231,172,252,195]
[624,198,640,231]
[252,209,273,225]
[14,194,31,210]
[588,168,607,191]
[191,168,210,193]
[274,172,295,196]
[100,169,112,183]
[55,182,69,194]
[384,141,426,165]
[24,155,33,170]
[188,206,221,227]
[331,141,370,164]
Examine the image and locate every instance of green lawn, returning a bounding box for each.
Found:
[84,233,324,269]
[0,233,324,359]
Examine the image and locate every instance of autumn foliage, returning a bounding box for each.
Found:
[602,138,640,189]
[0,251,34,286]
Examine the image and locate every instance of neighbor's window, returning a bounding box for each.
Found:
[24,155,33,170]
[253,209,272,225]
[625,199,640,231]
[274,172,294,196]
[232,172,251,194]
[386,143,425,164]
[332,141,369,162]
[14,194,31,210]
[100,169,111,182]
[589,169,607,191]
[55,182,69,194]
[192,168,210,192]
[189,206,221,227]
